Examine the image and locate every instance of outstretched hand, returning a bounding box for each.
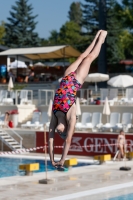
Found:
[51,161,58,167]
[51,160,64,167]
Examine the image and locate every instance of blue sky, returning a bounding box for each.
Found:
[0,0,84,39]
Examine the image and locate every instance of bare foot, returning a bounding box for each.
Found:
[95,30,102,39]
[100,30,107,43]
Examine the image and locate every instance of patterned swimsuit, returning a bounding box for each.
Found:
[52,72,82,115]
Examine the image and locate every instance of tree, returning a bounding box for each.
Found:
[68,2,82,27]
[4,0,40,47]
[119,0,133,30]
[48,30,59,45]
[81,0,99,36]
[40,38,49,46]
[119,30,133,58]
[116,0,133,58]
[0,21,5,45]
[81,0,124,64]
[81,0,100,60]
[41,30,59,46]
[106,0,125,63]
[57,21,85,49]
[67,1,88,52]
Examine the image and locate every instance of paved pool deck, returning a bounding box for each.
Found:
[0,154,133,200]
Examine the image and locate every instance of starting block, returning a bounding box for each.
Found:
[64,158,78,168]
[19,163,39,176]
[126,152,133,160]
[94,154,111,163]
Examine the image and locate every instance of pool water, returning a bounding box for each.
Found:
[106,193,133,200]
[0,157,91,178]
[0,157,56,178]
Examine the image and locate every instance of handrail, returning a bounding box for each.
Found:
[4,125,23,148]
[5,125,23,140]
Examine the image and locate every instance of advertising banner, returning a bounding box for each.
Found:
[36,132,133,156]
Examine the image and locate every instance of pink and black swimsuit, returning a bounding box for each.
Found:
[52,72,82,115]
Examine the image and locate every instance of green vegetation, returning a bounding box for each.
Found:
[68,2,82,27]
[115,0,133,58]
[106,0,125,64]
[0,21,5,45]
[81,0,125,64]
[13,84,27,91]
[0,0,133,67]
[4,0,40,47]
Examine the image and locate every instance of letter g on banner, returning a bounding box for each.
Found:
[84,137,93,152]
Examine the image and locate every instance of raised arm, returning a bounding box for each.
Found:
[59,115,76,166]
[49,114,57,166]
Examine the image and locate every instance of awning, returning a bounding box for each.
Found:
[44,62,70,67]
[0,45,80,60]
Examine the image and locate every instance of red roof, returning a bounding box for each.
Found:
[120,60,133,65]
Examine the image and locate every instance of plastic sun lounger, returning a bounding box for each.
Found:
[75,112,92,130]
[102,112,120,132]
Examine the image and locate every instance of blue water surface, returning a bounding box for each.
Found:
[106,193,133,200]
[0,157,90,178]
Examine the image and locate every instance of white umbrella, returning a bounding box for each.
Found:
[76,97,81,116]
[58,77,62,82]
[34,62,45,67]
[8,77,14,91]
[103,97,110,123]
[47,99,53,117]
[108,75,133,88]
[85,73,109,92]
[76,97,81,122]
[9,60,27,68]
[107,75,133,96]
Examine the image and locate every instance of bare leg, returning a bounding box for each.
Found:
[120,145,124,158]
[75,30,107,84]
[64,30,102,76]
[118,145,124,160]
[49,113,57,166]
[117,148,121,161]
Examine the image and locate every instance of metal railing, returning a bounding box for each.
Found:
[0,125,23,151]
[15,90,33,105]
[38,89,55,106]
[0,87,132,106]
[6,125,23,148]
